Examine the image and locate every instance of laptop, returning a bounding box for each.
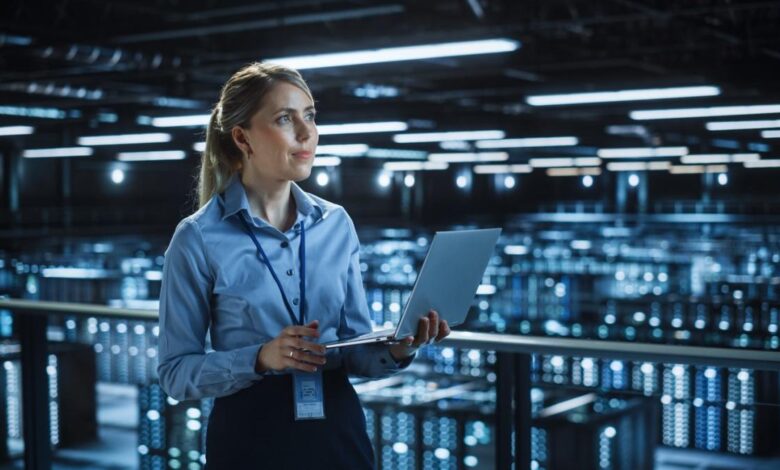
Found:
[324,228,501,349]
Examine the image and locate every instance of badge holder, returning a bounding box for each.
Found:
[292,370,325,420]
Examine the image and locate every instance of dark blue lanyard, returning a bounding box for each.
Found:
[239,213,306,326]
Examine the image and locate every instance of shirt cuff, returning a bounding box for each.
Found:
[229,343,266,382]
[384,347,416,370]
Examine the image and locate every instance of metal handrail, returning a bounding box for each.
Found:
[3,298,780,371]
[0,298,156,320]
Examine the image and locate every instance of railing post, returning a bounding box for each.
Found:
[18,311,52,469]
[514,353,531,470]
[495,352,515,470]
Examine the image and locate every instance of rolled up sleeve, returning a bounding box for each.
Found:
[338,216,415,378]
[157,219,264,401]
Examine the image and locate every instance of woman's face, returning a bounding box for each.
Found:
[234,81,318,184]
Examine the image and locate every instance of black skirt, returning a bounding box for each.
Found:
[205,369,375,470]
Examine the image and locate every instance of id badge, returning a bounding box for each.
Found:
[292,370,325,420]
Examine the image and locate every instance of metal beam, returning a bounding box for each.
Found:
[18,312,51,470]
[112,5,405,44]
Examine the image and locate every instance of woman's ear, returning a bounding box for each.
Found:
[231,126,252,157]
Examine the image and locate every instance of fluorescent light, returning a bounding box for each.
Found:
[504,245,528,255]
[365,148,427,159]
[475,136,579,148]
[193,142,206,152]
[0,105,67,119]
[151,114,210,127]
[267,38,520,70]
[527,86,720,106]
[681,153,760,164]
[744,159,780,168]
[153,97,204,109]
[597,147,688,158]
[473,164,532,174]
[606,161,671,172]
[383,161,448,171]
[164,117,411,139]
[669,164,728,174]
[313,156,341,167]
[393,130,504,143]
[762,130,780,138]
[571,240,592,250]
[428,152,508,163]
[41,267,109,279]
[732,153,761,162]
[528,157,600,168]
[23,147,94,158]
[318,121,407,135]
[680,154,729,164]
[316,144,368,156]
[546,167,602,176]
[117,150,186,161]
[529,157,576,168]
[546,168,579,176]
[706,119,780,131]
[78,133,171,146]
[440,141,472,150]
[476,284,497,295]
[574,157,601,166]
[631,104,780,120]
[0,125,34,136]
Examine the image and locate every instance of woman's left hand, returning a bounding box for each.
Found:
[389,309,451,361]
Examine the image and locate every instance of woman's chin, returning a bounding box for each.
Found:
[292,167,313,183]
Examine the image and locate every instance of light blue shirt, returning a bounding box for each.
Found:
[157,174,413,401]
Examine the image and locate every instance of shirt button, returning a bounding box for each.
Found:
[292,298,299,306]
[380,358,387,364]
[280,241,289,248]
[286,269,294,276]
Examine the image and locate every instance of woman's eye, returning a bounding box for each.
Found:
[306,112,316,121]
[277,115,291,124]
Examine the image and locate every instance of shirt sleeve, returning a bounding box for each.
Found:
[157,219,265,401]
[337,214,416,378]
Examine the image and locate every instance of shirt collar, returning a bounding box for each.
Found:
[220,173,325,223]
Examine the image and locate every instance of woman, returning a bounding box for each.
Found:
[157,62,451,469]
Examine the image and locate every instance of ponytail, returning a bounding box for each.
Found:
[198,107,236,208]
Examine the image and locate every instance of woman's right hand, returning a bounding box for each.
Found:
[255,320,327,373]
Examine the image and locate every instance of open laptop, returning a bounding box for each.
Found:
[324,228,501,349]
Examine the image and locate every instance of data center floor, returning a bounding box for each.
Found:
[0,384,777,470]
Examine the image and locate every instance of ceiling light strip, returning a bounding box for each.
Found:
[394,130,505,143]
[597,147,688,158]
[475,136,579,148]
[527,86,720,106]
[267,38,520,70]
[631,104,780,120]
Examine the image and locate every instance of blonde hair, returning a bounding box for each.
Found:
[197,62,313,208]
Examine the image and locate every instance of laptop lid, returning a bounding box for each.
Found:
[392,228,501,339]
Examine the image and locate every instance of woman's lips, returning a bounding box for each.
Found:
[292,151,313,159]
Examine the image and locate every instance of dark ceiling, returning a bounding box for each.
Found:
[1,0,780,237]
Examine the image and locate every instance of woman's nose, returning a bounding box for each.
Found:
[296,121,313,142]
